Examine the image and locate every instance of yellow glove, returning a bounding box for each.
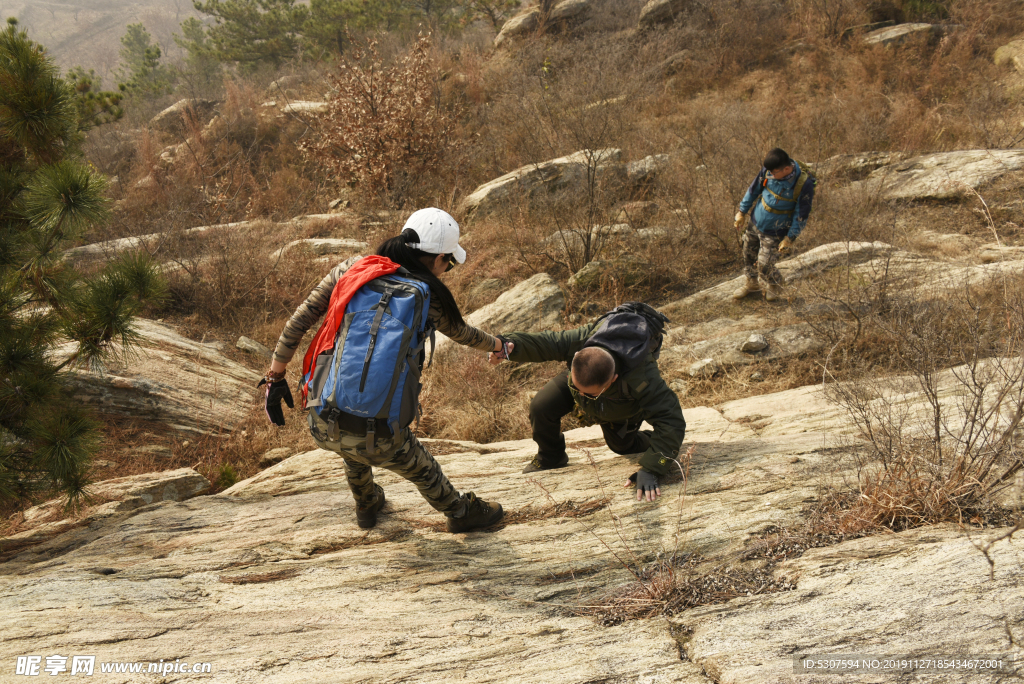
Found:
[778,236,793,253]
[734,211,746,229]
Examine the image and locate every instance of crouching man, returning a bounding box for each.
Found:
[489,303,685,501]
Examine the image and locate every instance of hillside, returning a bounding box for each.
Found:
[3,0,1024,681]
[3,0,199,76]
[1,317,1021,682]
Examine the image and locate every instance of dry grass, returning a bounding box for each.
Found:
[575,517,863,626]
[798,268,1024,533]
[162,220,327,333]
[578,555,799,626]
[418,345,563,444]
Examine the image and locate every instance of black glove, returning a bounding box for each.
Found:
[258,377,293,426]
[628,469,660,501]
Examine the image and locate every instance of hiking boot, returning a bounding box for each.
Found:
[732,277,760,300]
[446,492,504,533]
[355,485,386,529]
[764,281,784,302]
[522,454,570,474]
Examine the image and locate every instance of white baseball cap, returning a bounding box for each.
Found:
[402,207,466,264]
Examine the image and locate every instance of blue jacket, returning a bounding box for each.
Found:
[738,161,816,240]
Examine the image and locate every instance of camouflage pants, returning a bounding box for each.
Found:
[742,223,785,285]
[308,412,462,514]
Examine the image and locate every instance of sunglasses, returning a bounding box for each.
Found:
[444,253,456,272]
[569,375,608,400]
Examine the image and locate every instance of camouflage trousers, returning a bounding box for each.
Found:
[742,222,785,285]
[308,412,462,514]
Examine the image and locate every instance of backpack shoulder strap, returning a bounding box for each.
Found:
[792,160,815,199]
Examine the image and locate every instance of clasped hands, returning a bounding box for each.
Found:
[487,338,514,366]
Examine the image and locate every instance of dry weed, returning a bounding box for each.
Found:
[418,345,554,444]
[300,35,462,207]
[579,556,798,626]
[803,269,1024,532]
[163,220,325,333]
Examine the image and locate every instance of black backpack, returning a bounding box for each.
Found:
[583,302,670,376]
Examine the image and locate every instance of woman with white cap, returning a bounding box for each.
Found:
[261,207,507,533]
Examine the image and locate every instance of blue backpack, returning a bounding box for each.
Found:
[304,270,433,452]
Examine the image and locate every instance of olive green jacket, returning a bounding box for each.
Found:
[504,322,686,476]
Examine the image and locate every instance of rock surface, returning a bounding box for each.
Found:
[2,468,210,561]
[995,38,1024,73]
[149,99,216,134]
[567,255,647,289]
[494,8,541,47]
[270,238,368,259]
[56,319,260,435]
[813,151,904,180]
[64,221,252,260]
[436,273,566,351]
[845,249,1024,299]
[688,357,720,377]
[980,243,1024,263]
[639,0,688,28]
[679,525,1023,683]
[259,447,295,468]
[3,365,1022,682]
[549,0,590,23]
[269,74,304,92]
[853,149,1024,200]
[236,336,272,359]
[665,324,822,377]
[863,22,936,46]
[661,241,893,316]
[627,154,671,184]
[281,101,329,115]
[467,277,505,303]
[740,333,768,353]
[493,0,590,47]
[459,149,623,218]
[23,468,210,523]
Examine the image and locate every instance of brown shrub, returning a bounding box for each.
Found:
[163,220,325,333]
[802,262,1024,532]
[300,35,463,208]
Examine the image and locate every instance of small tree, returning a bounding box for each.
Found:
[191,0,310,71]
[405,0,462,31]
[0,19,166,506]
[173,18,223,95]
[299,35,461,204]
[461,0,521,31]
[117,23,173,95]
[65,67,125,131]
[304,0,409,55]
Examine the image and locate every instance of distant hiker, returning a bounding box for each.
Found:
[732,148,817,302]
[488,303,685,502]
[262,208,505,533]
